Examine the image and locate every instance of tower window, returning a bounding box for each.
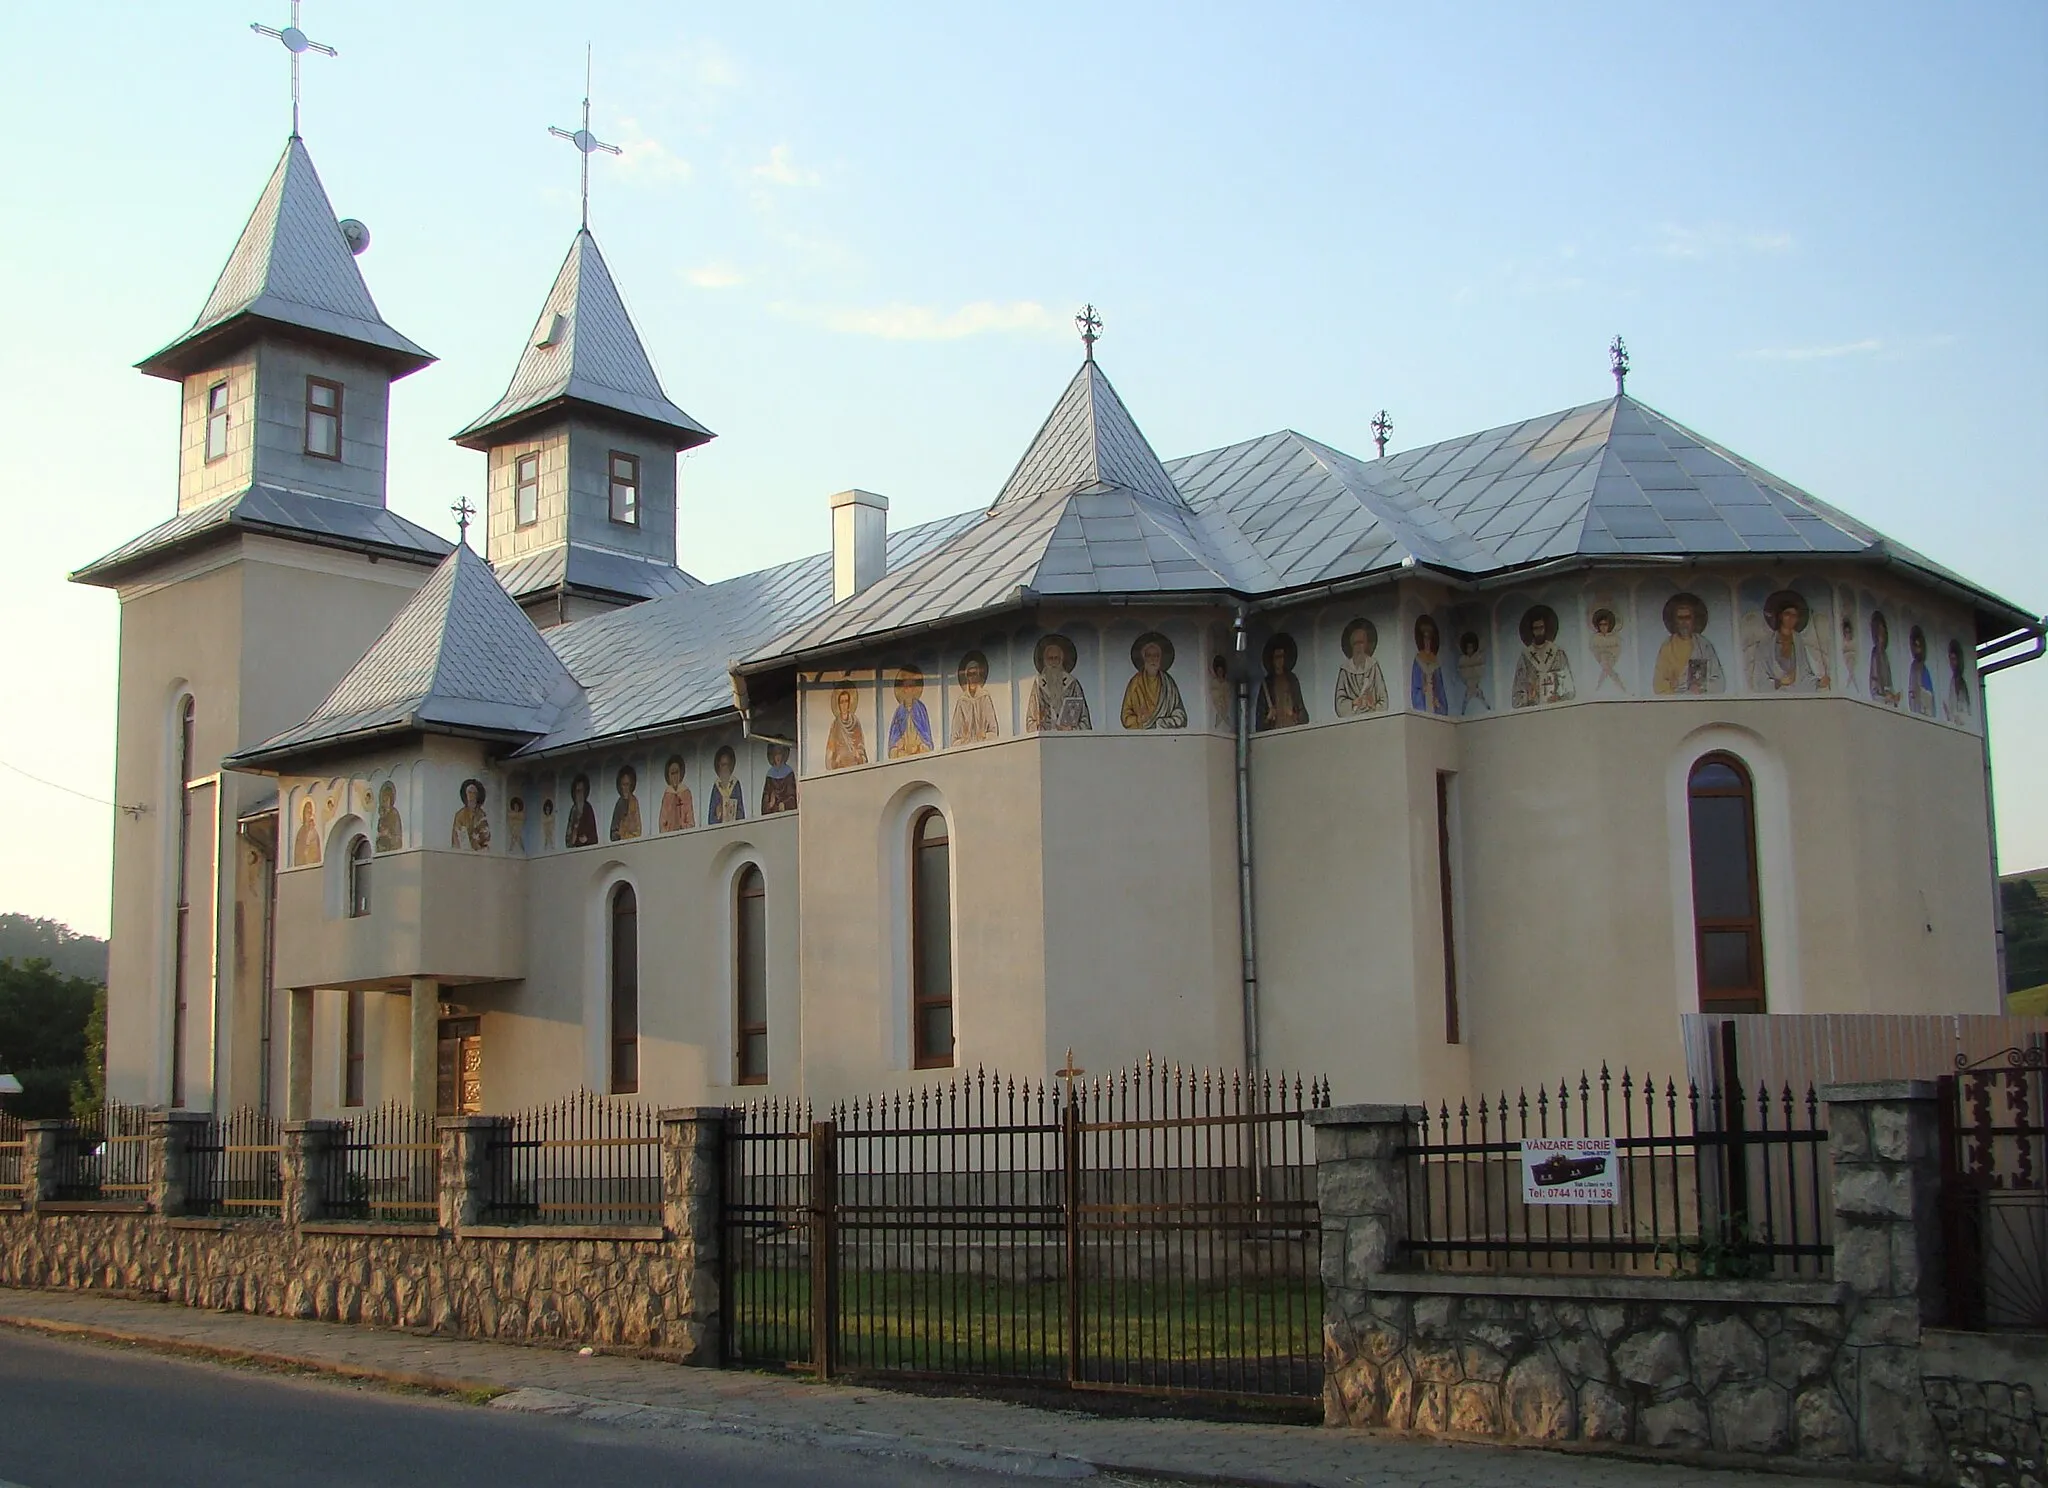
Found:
[346,836,372,918]
[204,382,230,462]
[514,452,541,528]
[609,882,640,1094]
[911,808,954,1069]
[608,451,640,526]
[735,865,768,1085]
[344,988,366,1107]
[1687,752,1766,1014]
[304,378,343,460]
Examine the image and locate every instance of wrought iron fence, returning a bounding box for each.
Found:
[50,1102,153,1202]
[1400,1064,1832,1279]
[723,1060,1328,1405]
[0,1111,23,1201]
[1939,1043,2047,1331]
[189,1108,283,1219]
[482,1091,662,1227]
[322,1102,437,1222]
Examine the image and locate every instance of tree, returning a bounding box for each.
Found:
[0,958,98,1120]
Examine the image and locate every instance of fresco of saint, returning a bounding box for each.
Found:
[949,651,1000,745]
[1653,593,1725,695]
[565,774,599,848]
[1333,618,1388,715]
[451,778,491,852]
[825,687,868,768]
[761,743,798,813]
[372,781,403,853]
[887,667,935,758]
[1411,614,1452,713]
[1838,607,1861,696]
[1587,608,1626,694]
[1868,611,1901,707]
[1906,626,1937,718]
[658,754,694,832]
[609,764,643,841]
[1025,633,1091,732]
[1120,632,1187,729]
[1944,640,1972,724]
[1747,589,1830,694]
[1510,605,1574,709]
[541,796,556,850]
[708,745,747,824]
[1255,633,1309,730]
[294,799,321,866]
[506,797,526,855]
[1456,631,1491,713]
[1208,654,1232,730]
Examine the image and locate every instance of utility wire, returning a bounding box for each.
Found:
[0,759,145,817]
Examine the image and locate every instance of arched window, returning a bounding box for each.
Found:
[609,883,639,1093]
[346,836,372,918]
[171,694,196,1109]
[911,808,954,1068]
[735,865,768,1084]
[1687,753,1766,1014]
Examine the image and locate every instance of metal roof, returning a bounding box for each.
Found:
[232,544,579,766]
[453,230,714,450]
[136,137,433,381]
[494,543,703,604]
[70,483,452,587]
[993,359,1186,510]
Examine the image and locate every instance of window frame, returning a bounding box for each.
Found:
[513,451,541,528]
[1686,751,1768,1015]
[303,376,344,461]
[1436,771,1460,1045]
[607,450,641,526]
[343,988,366,1108]
[734,864,768,1085]
[910,807,955,1070]
[204,381,231,462]
[170,695,196,1108]
[346,835,372,919]
[609,882,640,1094]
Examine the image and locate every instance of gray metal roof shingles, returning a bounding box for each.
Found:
[71,484,452,584]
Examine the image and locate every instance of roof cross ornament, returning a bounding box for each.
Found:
[1610,335,1630,396]
[1371,409,1393,460]
[549,46,622,230]
[451,496,476,548]
[250,0,338,139]
[1076,304,1102,362]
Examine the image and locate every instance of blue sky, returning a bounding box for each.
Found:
[2,1,2043,935]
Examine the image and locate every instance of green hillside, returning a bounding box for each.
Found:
[2004,869,2048,1013]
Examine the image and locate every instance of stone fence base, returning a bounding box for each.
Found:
[1921,1329,2047,1488]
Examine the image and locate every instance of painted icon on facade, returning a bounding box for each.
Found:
[374,780,404,853]
[1653,592,1725,695]
[609,764,643,841]
[761,743,798,813]
[451,778,491,852]
[1333,618,1388,716]
[1587,605,1627,695]
[1412,614,1452,714]
[1837,591,1861,697]
[294,798,321,866]
[1025,633,1091,732]
[658,754,694,832]
[1255,633,1309,730]
[1906,625,1936,718]
[1510,604,1574,708]
[565,773,599,847]
[1208,654,1232,730]
[1747,588,1831,694]
[888,666,936,758]
[708,744,746,823]
[825,686,869,768]
[1867,610,1901,707]
[506,796,526,855]
[1945,639,1973,724]
[950,651,1000,745]
[1455,629,1491,713]
[541,795,557,850]
[1121,632,1187,730]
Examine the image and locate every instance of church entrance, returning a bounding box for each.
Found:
[436,1016,482,1116]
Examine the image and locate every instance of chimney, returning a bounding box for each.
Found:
[830,488,888,603]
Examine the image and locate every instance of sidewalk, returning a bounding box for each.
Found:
[0,1287,1866,1487]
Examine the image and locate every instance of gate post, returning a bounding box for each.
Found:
[20,1121,65,1210]
[660,1107,729,1367]
[1062,1094,1082,1385]
[809,1119,838,1380]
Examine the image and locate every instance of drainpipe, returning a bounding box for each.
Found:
[1233,607,1260,1072]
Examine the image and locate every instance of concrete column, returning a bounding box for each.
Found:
[150,1110,211,1218]
[282,1118,343,1226]
[1822,1080,1945,1477]
[285,987,315,1121]
[20,1121,66,1209]
[661,1107,729,1365]
[436,1115,506,1232]
[409,978,439,1116]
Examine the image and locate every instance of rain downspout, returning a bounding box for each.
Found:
[1233,607,1260,1072]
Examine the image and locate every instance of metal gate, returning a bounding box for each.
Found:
[721,1060,1327,1404]
[1938,1043,2047,1331]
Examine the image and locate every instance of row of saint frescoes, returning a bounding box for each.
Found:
[287,768,415,870]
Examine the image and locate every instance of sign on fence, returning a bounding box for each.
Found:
[1521,1136,1618,1205]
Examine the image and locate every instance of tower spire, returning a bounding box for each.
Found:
[1076,304,1102,362]
[1371,409,1393,459]
[549,46,621,230]
[1609,335,1630,396]
[250,1,337,139]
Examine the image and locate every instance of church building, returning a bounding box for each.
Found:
[75,126,2043,1123]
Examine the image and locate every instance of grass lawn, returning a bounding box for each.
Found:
[2009,983,2048,1016]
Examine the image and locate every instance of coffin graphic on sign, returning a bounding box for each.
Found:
[1522,1136,1619,1206]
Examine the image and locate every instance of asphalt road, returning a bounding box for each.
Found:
[0,1331,1011,1487]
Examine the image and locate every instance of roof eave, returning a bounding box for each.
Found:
[226,716,542,775]
[451,392,715,452]
[135,310,437,383]
[69,513,450,589]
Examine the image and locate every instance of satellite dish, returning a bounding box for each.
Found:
[339,218,371,256]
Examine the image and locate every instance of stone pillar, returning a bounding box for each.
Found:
[409,978,439,1117]
[283,1119,344,1227]
[1822,1080,1944,1478]
[285,988,315,1122]
[661,1107,729,1366]
[20,1120,66,1208]
[437,1115,506,1232]
[1305,1103,1422,1428]
[150,1110,212,1217]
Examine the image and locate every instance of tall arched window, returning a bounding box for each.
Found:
[735,865,768,1085]
[911,809,955,1068]
[609,883,640,1093]
[1687,753,1766,1014]
[171,695,196,1108]
[346,836,372,918]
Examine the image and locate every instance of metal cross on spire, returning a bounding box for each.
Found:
[1076,304,1102,361]
[451,496,476,547]
[549,46,622,230]
[1609,335,1630,396]
[250,1,338,139]
[1371,409,1393,459]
